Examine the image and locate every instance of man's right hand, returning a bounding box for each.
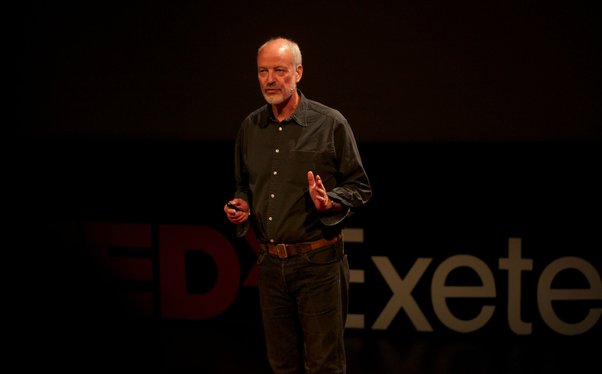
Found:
[224,198,250,224]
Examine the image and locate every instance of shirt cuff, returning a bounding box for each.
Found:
[320,204,350,226]
[236,220,249,237]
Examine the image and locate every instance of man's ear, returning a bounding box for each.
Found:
[296,64,303,83]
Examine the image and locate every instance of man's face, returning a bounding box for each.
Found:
[257,43,301,105]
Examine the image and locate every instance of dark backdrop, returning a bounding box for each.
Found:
[14,1,601,372]
[18,1,601,143]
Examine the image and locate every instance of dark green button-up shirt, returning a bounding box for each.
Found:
[233,91,372,244]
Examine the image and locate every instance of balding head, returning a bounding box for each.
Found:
[258,37,302,69]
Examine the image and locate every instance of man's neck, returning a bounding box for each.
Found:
[272,91,299,122]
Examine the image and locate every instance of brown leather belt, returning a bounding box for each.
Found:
[260,235,341,259]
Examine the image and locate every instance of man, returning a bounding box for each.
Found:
[224,36,372,373]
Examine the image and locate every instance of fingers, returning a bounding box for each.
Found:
[224,198,251,224]
[225,207,249,224]
[306,171,332,211]
[308,171,326,189]
[226,198,250,212]
[315,174,324,188]
[307,171,315,187]
[230,212,249,224]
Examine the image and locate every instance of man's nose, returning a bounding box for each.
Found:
[266,71,276,83]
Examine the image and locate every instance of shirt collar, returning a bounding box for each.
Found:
[265,90,308,127]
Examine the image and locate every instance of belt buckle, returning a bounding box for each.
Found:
[276,243,288,259]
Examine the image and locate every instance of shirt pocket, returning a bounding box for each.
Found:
[288,150,336,188]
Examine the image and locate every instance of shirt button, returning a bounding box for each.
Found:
[275,149,279,153]
[278,127,283,131]
[268,217,273,221]
[273,171,278,175]
[270,194,275,198]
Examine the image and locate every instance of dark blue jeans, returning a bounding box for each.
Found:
[257,240,349,373]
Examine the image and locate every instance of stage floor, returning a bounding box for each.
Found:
[158,323,597,373]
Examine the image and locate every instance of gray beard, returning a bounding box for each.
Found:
[263,93,283,105]
[262,85,295,104]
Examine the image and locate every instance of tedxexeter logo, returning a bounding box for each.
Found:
[84,222,601,336]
